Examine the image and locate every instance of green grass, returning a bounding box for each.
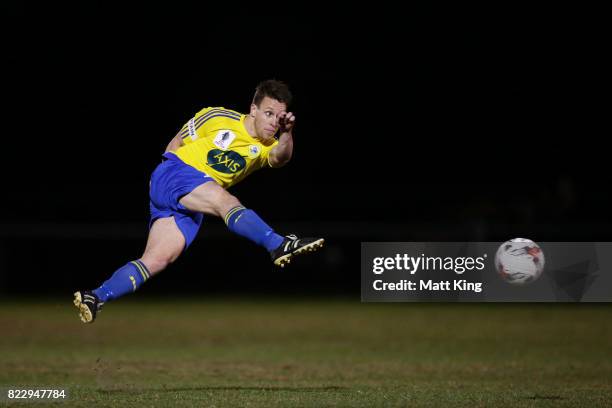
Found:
[1,298,611,407]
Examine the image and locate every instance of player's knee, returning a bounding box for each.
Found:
[212,190,241,218]
[145,258,170,275]
[141,252,180,275]
[202,184,241,216]
[224,194,241,211]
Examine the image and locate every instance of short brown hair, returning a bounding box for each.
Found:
[252,79,292,107]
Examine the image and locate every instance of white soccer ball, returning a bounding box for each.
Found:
[494,238,545,285]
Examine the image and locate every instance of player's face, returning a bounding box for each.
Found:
[250,97,287,142]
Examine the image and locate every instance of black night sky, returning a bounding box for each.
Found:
[0,3,607,294]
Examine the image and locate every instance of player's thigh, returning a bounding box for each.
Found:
[141,216,185,274]
[179,181,241,217]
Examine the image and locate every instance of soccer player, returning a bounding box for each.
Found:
[73,80,324,323]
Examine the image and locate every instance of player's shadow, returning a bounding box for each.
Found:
[101,386,347,393]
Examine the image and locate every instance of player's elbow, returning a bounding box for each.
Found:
[269,156,290,168]
[269,152,292,168]
[165,135,184,153]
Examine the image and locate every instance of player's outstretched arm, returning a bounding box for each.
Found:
[269,112,295,168]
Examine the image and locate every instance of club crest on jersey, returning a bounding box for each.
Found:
[213,130,237,150]
[248,145,261,158]
[206,149,246,174]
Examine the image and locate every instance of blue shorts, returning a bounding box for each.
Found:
[149,152,215,248]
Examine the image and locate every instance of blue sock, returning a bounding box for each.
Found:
[225,206,284,251]
[93,260,151,302]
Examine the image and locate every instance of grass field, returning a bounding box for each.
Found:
[1,298,611,407]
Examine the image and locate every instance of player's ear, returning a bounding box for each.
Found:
[250,103,257,118]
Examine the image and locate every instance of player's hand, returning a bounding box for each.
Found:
[278,112,295,134]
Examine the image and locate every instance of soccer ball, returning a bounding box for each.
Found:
[494,238,545,285]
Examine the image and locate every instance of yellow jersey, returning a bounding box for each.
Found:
[174,107,277,189]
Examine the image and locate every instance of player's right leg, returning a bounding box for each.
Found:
[74,216,185,323]
[179,182,324,267]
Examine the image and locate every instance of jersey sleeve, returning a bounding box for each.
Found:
[179,107,216,145]
[259,140,278,168]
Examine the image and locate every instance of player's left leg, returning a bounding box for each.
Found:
[94,216,185,297]
[139,216,186,276]
[74,153,204,323]
[74,216,186,323]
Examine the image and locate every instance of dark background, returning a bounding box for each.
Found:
[0,3,607,295]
